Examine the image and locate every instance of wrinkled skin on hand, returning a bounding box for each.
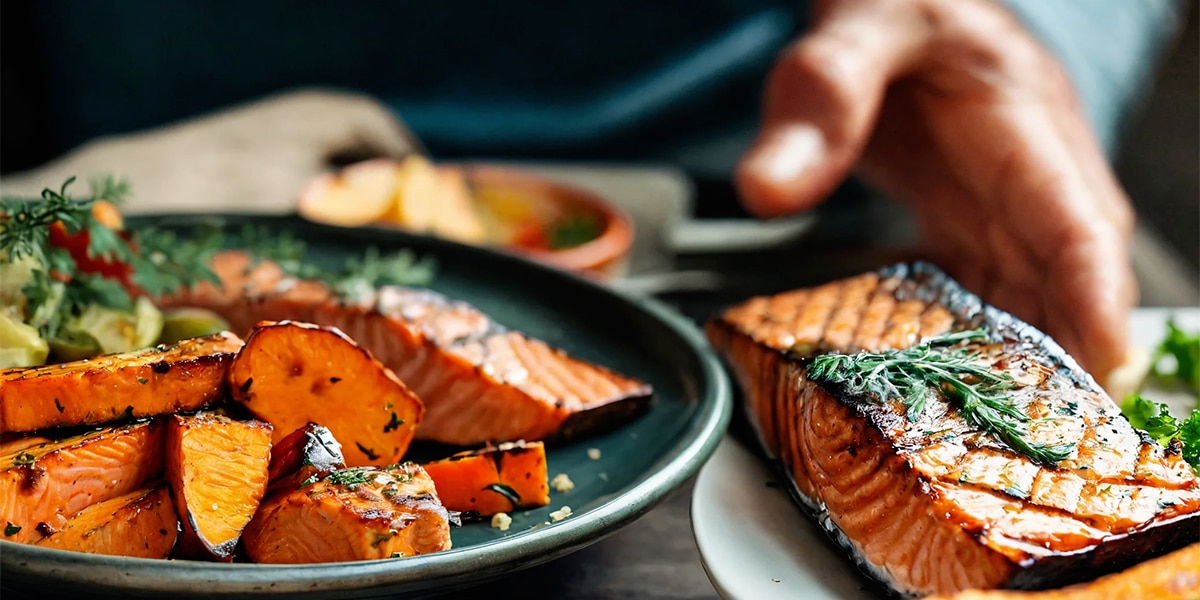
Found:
[1,89,418,215]
[737,0,1136,382]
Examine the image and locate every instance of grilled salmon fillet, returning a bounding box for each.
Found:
[0,420,164,544]
[242,462,453,563]
[163,251,652,445]
[707,263,1200,597]
[0,332,243,434]
[35,485,179,558]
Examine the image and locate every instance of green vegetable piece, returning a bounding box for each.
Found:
[0,311,49,368]
[158,307,230,344]
[47,328,102,363]
[70,296,162,355]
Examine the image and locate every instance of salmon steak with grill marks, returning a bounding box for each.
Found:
[162,251,652,446]
[706,262,1200,598]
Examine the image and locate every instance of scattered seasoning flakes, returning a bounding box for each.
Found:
[4,522,20,536]
[549,506,572,522]
[586,448,601,460]
[13,452,35,466]
[356,442,380,461]
[382,412,405,433]
[491,512,512,531]
[137,377,149,385]
[551,473,575,493]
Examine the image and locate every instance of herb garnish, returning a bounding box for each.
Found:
[1121,393,1200,472]
[1,177,221,341]
[4,522,20,536]
[382,412,405,433]
[1152,319,1200,399]
[326,468,373,488]
[808,329,1075,465]
[12,452,35,466]
[235,226,434,300]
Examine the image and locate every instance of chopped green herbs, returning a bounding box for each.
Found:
[382,412,405,433]
[326,468,373,488]
[12,452,35,467]
[808,329,1075,465]
[4,522,20,536]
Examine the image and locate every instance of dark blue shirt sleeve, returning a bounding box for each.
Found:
[1002,0,1187,155]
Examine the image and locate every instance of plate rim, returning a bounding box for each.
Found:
[1,214,733,596]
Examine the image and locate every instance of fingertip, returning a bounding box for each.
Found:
[735,124,835,218]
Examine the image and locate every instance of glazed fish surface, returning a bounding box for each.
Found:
[164,251,652,446]
[706,263,1200,598]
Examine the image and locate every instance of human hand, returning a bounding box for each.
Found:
[1,89,417,215]
[736,0,1136,381]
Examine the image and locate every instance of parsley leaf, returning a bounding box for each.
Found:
[1153,319,1200,398]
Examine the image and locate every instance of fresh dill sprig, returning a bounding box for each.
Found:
[808,329,1075,466]
[233,226,435,298]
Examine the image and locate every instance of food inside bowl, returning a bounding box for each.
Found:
[297,158,629,279]
[299,157,609,252]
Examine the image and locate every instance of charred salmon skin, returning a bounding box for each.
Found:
[0,420,164,544]
[164,251,652,446]
[707,263,1200,598]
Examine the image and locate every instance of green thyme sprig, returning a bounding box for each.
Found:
[808,329,1075,465]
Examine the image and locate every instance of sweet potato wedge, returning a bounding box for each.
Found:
[227,321,423,467]
[0,420,164,544]
[267,423,345,495]
[35,484,179,558]
[0,331,243,434]
[165,413,272,561]
[422,440,551,516]
[243,463,452,563]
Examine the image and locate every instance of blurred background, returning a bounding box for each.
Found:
[2,0,1197,302]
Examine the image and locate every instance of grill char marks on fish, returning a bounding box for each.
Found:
[707,263,1200,597]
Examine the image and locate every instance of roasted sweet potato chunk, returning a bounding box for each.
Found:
[35,485,179,558]
[266,423,345,495]
[243,463,452,564]
[0,420,164,544]
[165,413,272,561]
[422,440,551,516]
[227,321,423,467]
[0,332,243,434]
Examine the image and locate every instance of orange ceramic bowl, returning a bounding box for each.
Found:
[460,164,634,281]
[298,159,634,281]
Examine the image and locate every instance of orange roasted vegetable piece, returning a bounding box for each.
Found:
[35,485,179,558]
[422,440,551,516]
[0,420,164,544]
[0,332,243,434]
[927,543,1200,600]
[243,463,452,564]
[165,413,272,561]
[266,423,345,495]
[227,321,423,467]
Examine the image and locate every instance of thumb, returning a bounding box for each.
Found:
[737,2,931,218]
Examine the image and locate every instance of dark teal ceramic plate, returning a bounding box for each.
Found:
[0,215,731,599]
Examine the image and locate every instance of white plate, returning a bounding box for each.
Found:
[692,307,1199,600]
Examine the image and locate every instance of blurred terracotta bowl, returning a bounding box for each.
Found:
[297,158,634,280]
